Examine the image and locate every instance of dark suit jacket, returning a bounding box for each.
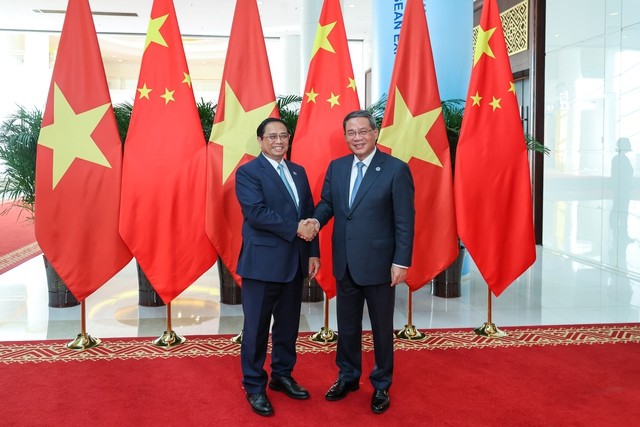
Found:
[314,149,415,285]
[235,154,319,283]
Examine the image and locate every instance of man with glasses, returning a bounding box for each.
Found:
[308,110,415,414]
[235,117,320,417]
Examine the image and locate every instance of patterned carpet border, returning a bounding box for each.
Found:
[1,324,638,365]
[0,241,41,274]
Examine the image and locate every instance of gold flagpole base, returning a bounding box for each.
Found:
[310,326,338,343]
[473,322,508,338]
[395,324,427,341]
[66,333,101,351]
[230,330,243,344]
[151,330,186,348]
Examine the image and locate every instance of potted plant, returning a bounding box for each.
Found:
[0,102,170,307]
[432,98,466,297]
[0,105,81,307]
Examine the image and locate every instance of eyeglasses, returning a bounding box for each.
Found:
[345,129,374,139]
[262,133,290,142]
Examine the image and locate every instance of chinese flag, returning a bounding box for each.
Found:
[206,0,278,285]
[454,0,536,296]
[378,0,458,291]
[291,0,360,299]
[35,0,132,302]
[120,0,216,303]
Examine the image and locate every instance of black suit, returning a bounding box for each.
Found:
[314,148,415,390]
[235,153,318,394]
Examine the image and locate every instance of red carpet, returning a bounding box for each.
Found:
[0,201,40,274]
[1,324,639,426]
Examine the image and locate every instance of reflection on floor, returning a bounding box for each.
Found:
[0,246,638,342]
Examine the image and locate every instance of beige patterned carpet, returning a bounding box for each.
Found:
[2,323,638,365]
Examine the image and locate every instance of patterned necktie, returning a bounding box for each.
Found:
[350,161,364,207]
[278,163,298,210]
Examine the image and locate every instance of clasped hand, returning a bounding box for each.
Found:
[297,218,319,241]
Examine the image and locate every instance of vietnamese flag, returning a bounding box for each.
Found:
[454,0,536,296]
[378,0,458,291]
[290,0,360,299]
[206,0,278,285]
[35,0,132,302]
[120,0,216,304]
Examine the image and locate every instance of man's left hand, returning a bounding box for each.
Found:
[390,265,407,287]
[309,257,320,280]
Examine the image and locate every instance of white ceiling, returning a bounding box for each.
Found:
[0,0,372,39]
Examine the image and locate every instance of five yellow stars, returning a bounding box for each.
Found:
[38,84,112,188]
[210,82,276,183]
[378,87,442,167]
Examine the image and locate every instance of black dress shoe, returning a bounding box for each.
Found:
[325,379,359,401]
[268,376,310,400]
[246,392,273,417]
[371,389,390,414]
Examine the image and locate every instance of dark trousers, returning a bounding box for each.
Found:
[240,269,303,394]
[335,268,396,390]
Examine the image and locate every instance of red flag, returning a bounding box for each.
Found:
[120,0,216,303]
[35,0,132,302]
[378,0,458,291]
[206,0,278,285]
[454,0,536,296]
[291,0,361,299]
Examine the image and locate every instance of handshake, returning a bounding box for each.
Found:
[297,218,320,241]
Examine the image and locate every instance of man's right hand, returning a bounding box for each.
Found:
[297,219,319,241]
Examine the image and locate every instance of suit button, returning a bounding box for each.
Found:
[347,216,352,220]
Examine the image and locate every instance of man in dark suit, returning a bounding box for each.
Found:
[310,110,415,414]
[235,117,320,417]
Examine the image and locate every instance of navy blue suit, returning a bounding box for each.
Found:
[235,153,319,394]
[314,149,414,390]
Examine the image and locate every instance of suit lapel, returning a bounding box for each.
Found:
[286,160,303,199]
[259,155,298,213]
[339,156,353,210]
[349,150,384,211]
[280,159,300,214]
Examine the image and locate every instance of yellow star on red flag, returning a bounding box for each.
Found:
[144,14,169,50]
[38,84,112,188]
[210,82,276,182]
[473,26,496,66]
[312,21,336,57]
[379,88,442,166]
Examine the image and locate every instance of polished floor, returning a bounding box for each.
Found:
[0,245,639,342]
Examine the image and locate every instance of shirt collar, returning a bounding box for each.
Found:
[262,153,286,171]
[352,147,376,169]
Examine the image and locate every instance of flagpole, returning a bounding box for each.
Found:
[395,288,426,340]
[152,302,186,347]
[473,287,507,338]
[66,300,101,350]
[310,293,338,343]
